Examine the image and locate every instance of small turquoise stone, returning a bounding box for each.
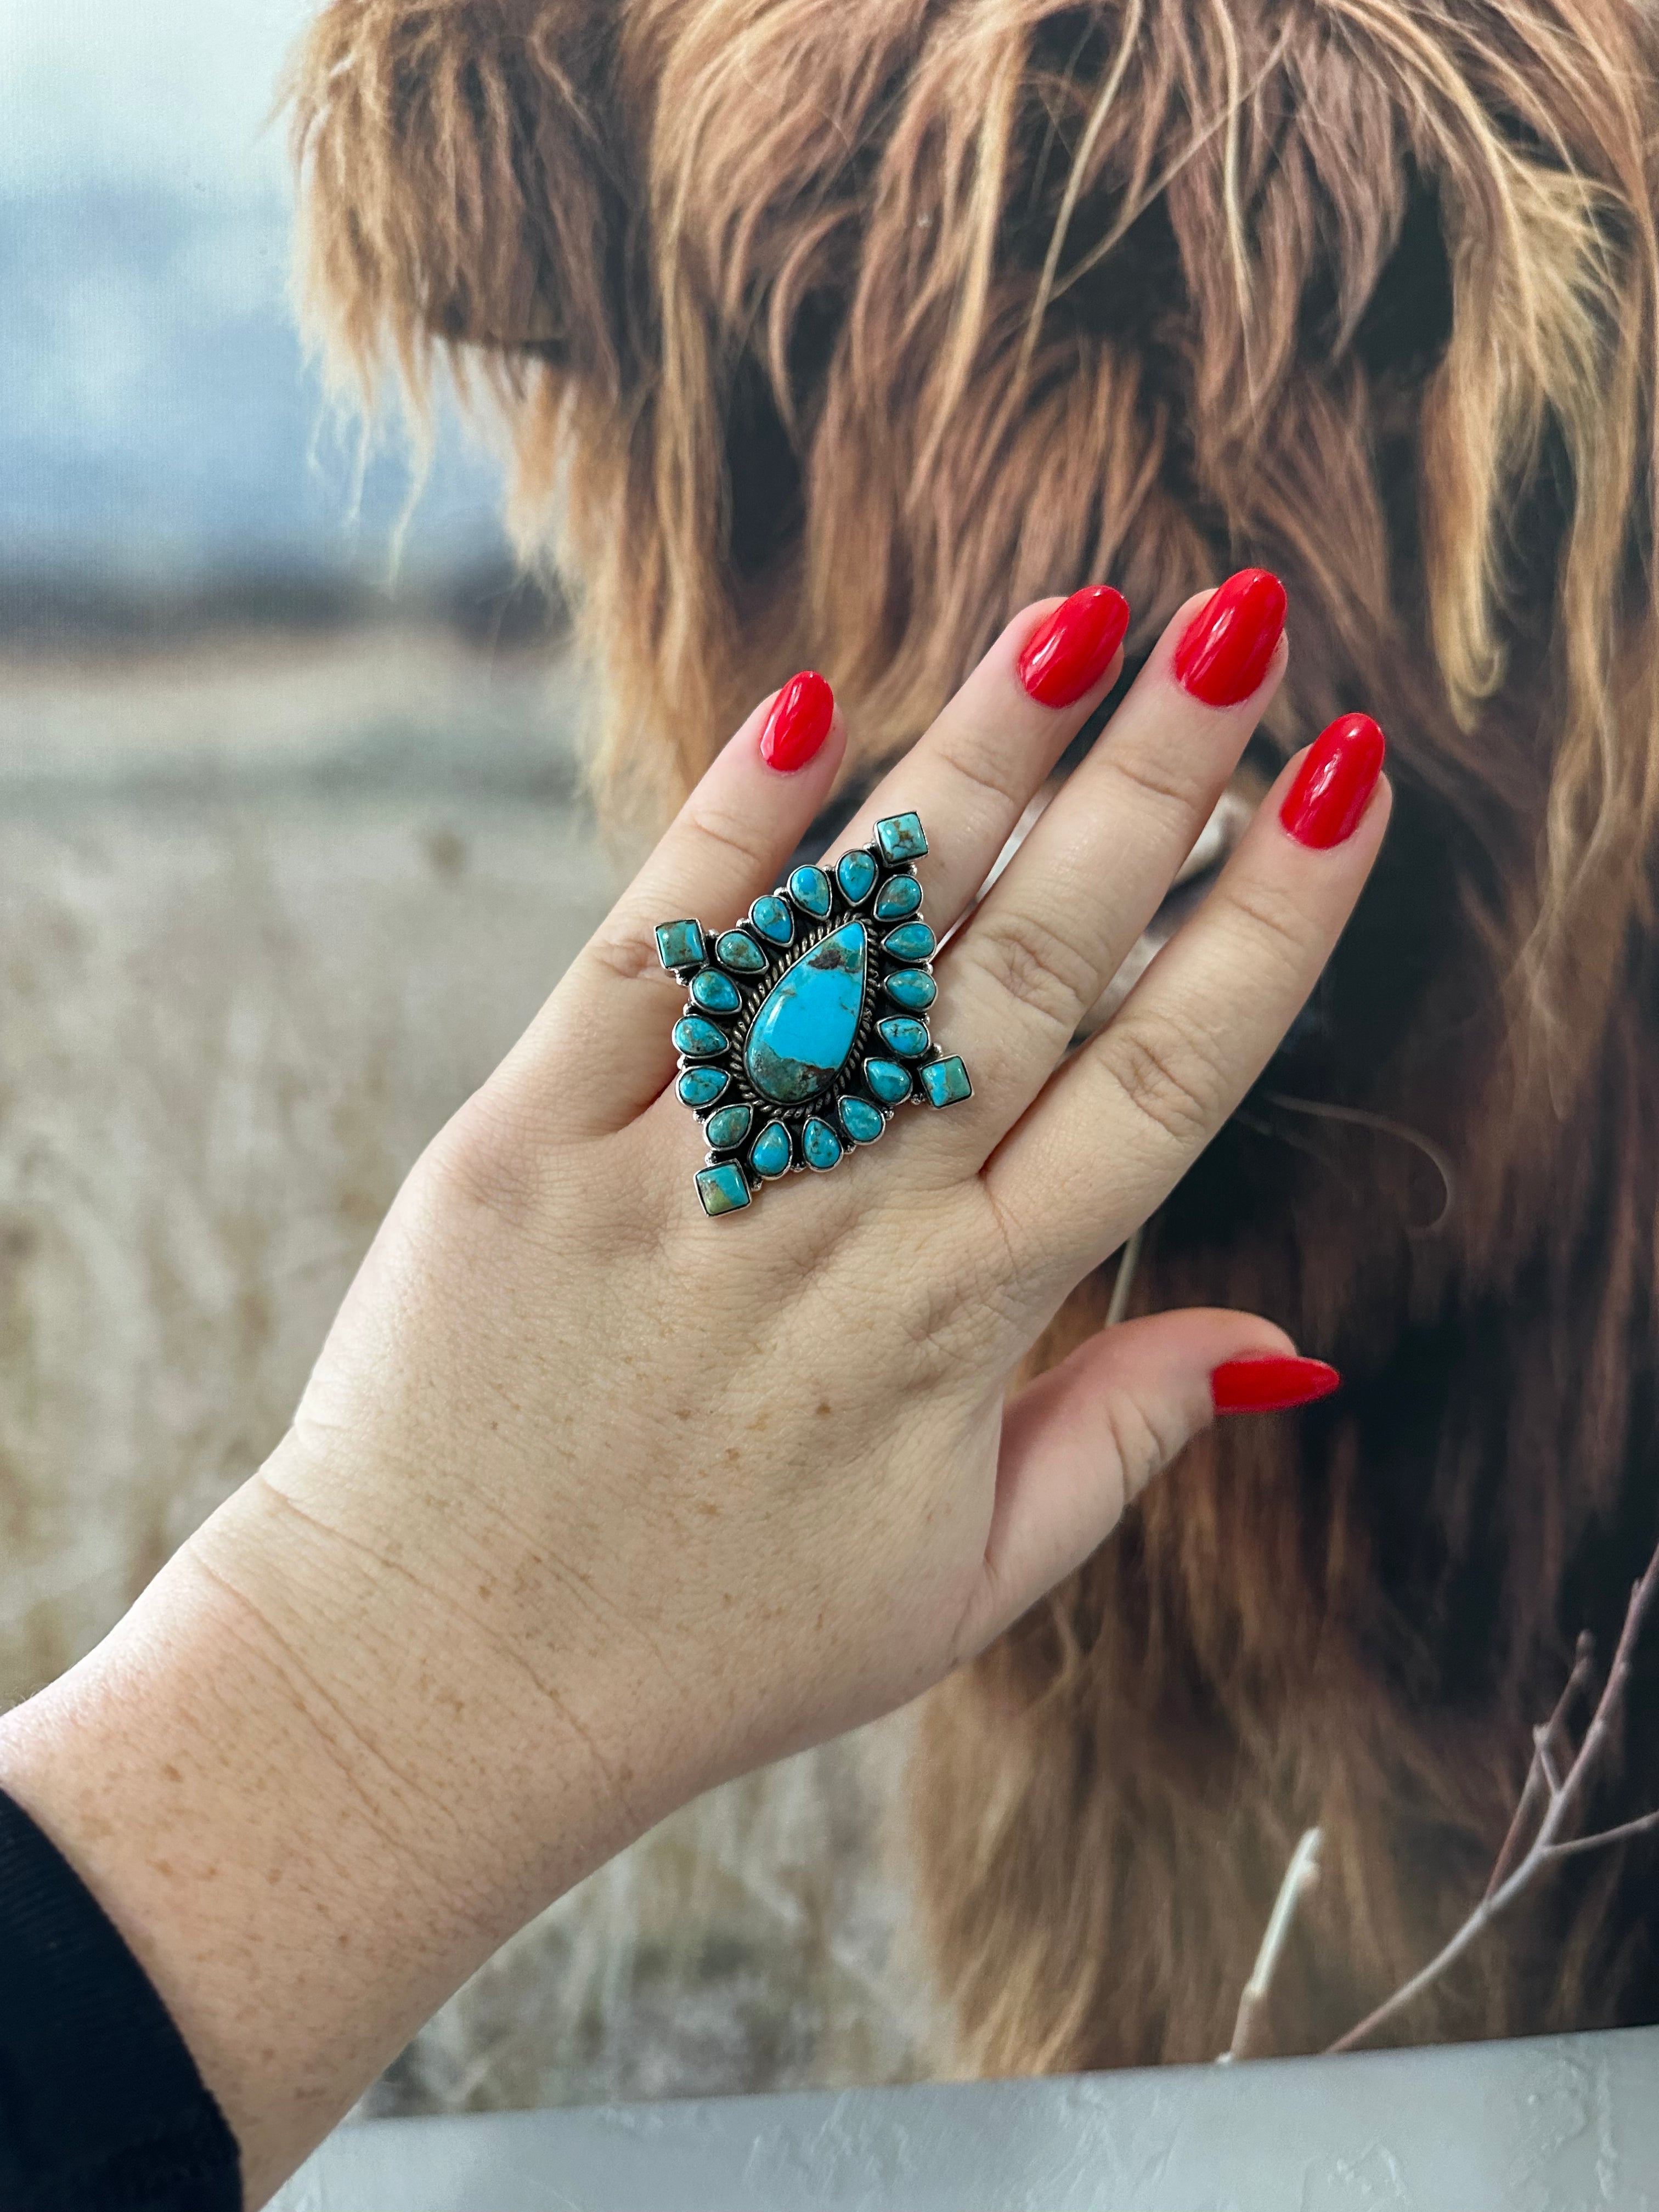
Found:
[751,1121,793,1178]
[744,922,868,1105]
[656,918,706,972]
[802,1117,843,1171]
[864,1057,912,1104]
[919,1056,973,1108]
[678,1066,730,1108]
[696,1161,752,1216]
[788,865,832,918]
[716,930,766,974]
[882,922,936,962]
[674,1015,729,1057]
[836,850,878,904]
[751,895,794,946]
[873,873,922,922]
[877,1015,930,1058]
[839,1096,884,1145]
[883,968,936,1011]
[690,969,742,1014]
[706,1104,753,1149]
[875,812,928,866]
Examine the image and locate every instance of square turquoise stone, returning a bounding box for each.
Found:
[696,1161,752,1216]
[919,1055,972,1108]
[656,919,706,972]
[875,812,928,866]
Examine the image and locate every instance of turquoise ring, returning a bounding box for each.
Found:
[655,813,973,1217]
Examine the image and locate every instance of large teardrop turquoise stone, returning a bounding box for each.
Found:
[743,923,868,1105]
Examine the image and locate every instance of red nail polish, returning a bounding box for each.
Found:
[1279,713,1387,849]
[1171,568,1287,706]
[760,671,836,771]
[1211,1355,1341,1415]
[1016,585,1131,708]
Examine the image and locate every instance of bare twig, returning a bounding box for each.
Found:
[1328,1541,1659,2056]
[1220,1827,1323,2063]
[1481,1633,1594,1901]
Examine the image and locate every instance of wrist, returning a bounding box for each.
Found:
[0,1443,657,2205]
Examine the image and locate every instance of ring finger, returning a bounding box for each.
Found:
[926,569,1290,1158]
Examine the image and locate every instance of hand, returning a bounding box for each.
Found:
[0,574,1389,2203]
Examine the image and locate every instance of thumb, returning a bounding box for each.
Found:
[958,1311,1339,1656]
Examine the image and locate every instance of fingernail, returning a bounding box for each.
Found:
[759,671,836,771]
[1171,568,1287,706]
[1016,585,1131,708]
[1211,1355,1341,1415]
[1279,712,1387,848]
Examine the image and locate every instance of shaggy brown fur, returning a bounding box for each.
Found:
[288,0,1659,2066]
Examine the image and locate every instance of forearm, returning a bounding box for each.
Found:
[0,1447,645,2209]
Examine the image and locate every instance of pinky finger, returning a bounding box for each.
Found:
[955,1310,1333,1657]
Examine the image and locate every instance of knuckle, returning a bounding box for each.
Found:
[969,906,1098,1043]
[1097,1009,1223,1148]
[1100,1387,1186,1505]
[936,732,1030,817]
[1099,740,1213,825]
[1219,872,1318,971]
[684,797,775,877]
[584,923,664,988]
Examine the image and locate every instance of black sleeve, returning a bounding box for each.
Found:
[0,1788,241,2211]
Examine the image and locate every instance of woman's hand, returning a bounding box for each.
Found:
[0,574,1389,2204]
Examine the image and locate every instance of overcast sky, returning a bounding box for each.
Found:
[0,0,314,199]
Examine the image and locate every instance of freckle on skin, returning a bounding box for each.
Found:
[724,1446,740,1464]
[162,1762,183,1783]
[816,1401,832,1418]
[675,1408,693,1423]
[153,1859,174,1878]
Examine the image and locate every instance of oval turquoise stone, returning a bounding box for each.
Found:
[678,1066,730,1108]
[882,922,936,962]
[716,930,766,974]
[788,865,832,918]
[883,968,936,1011]
[877,1015,930,1059]
[802,1117,843,1171]
[751,1121,793,1178]
[690,969,742,1014]
[873,873,922,921]
[839,1096,884,1146]
[864,1057,912,1104]
[751,895,794,946]
[674,1015,729,1057]
[706,1104,753,1149]
[743,922,868,1105]
[836,850,878,904]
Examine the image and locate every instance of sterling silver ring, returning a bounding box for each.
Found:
[656,813,973,1217]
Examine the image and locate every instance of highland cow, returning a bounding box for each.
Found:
[288,0,1659,2067]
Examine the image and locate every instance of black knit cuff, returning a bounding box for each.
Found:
[0,1787,241,2211]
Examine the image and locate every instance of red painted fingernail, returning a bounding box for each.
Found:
[1279,712,1387,848]
[1211,1355,1341,1415]
[1171,568,1287,706]
[1016,585,1131,707]
[759,671,836,771]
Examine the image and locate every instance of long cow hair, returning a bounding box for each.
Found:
[287,0,1659,2065]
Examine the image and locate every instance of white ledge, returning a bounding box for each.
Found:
[273,2024,1659,2210]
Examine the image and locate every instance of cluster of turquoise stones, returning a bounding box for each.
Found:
[655,812,972,1216]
